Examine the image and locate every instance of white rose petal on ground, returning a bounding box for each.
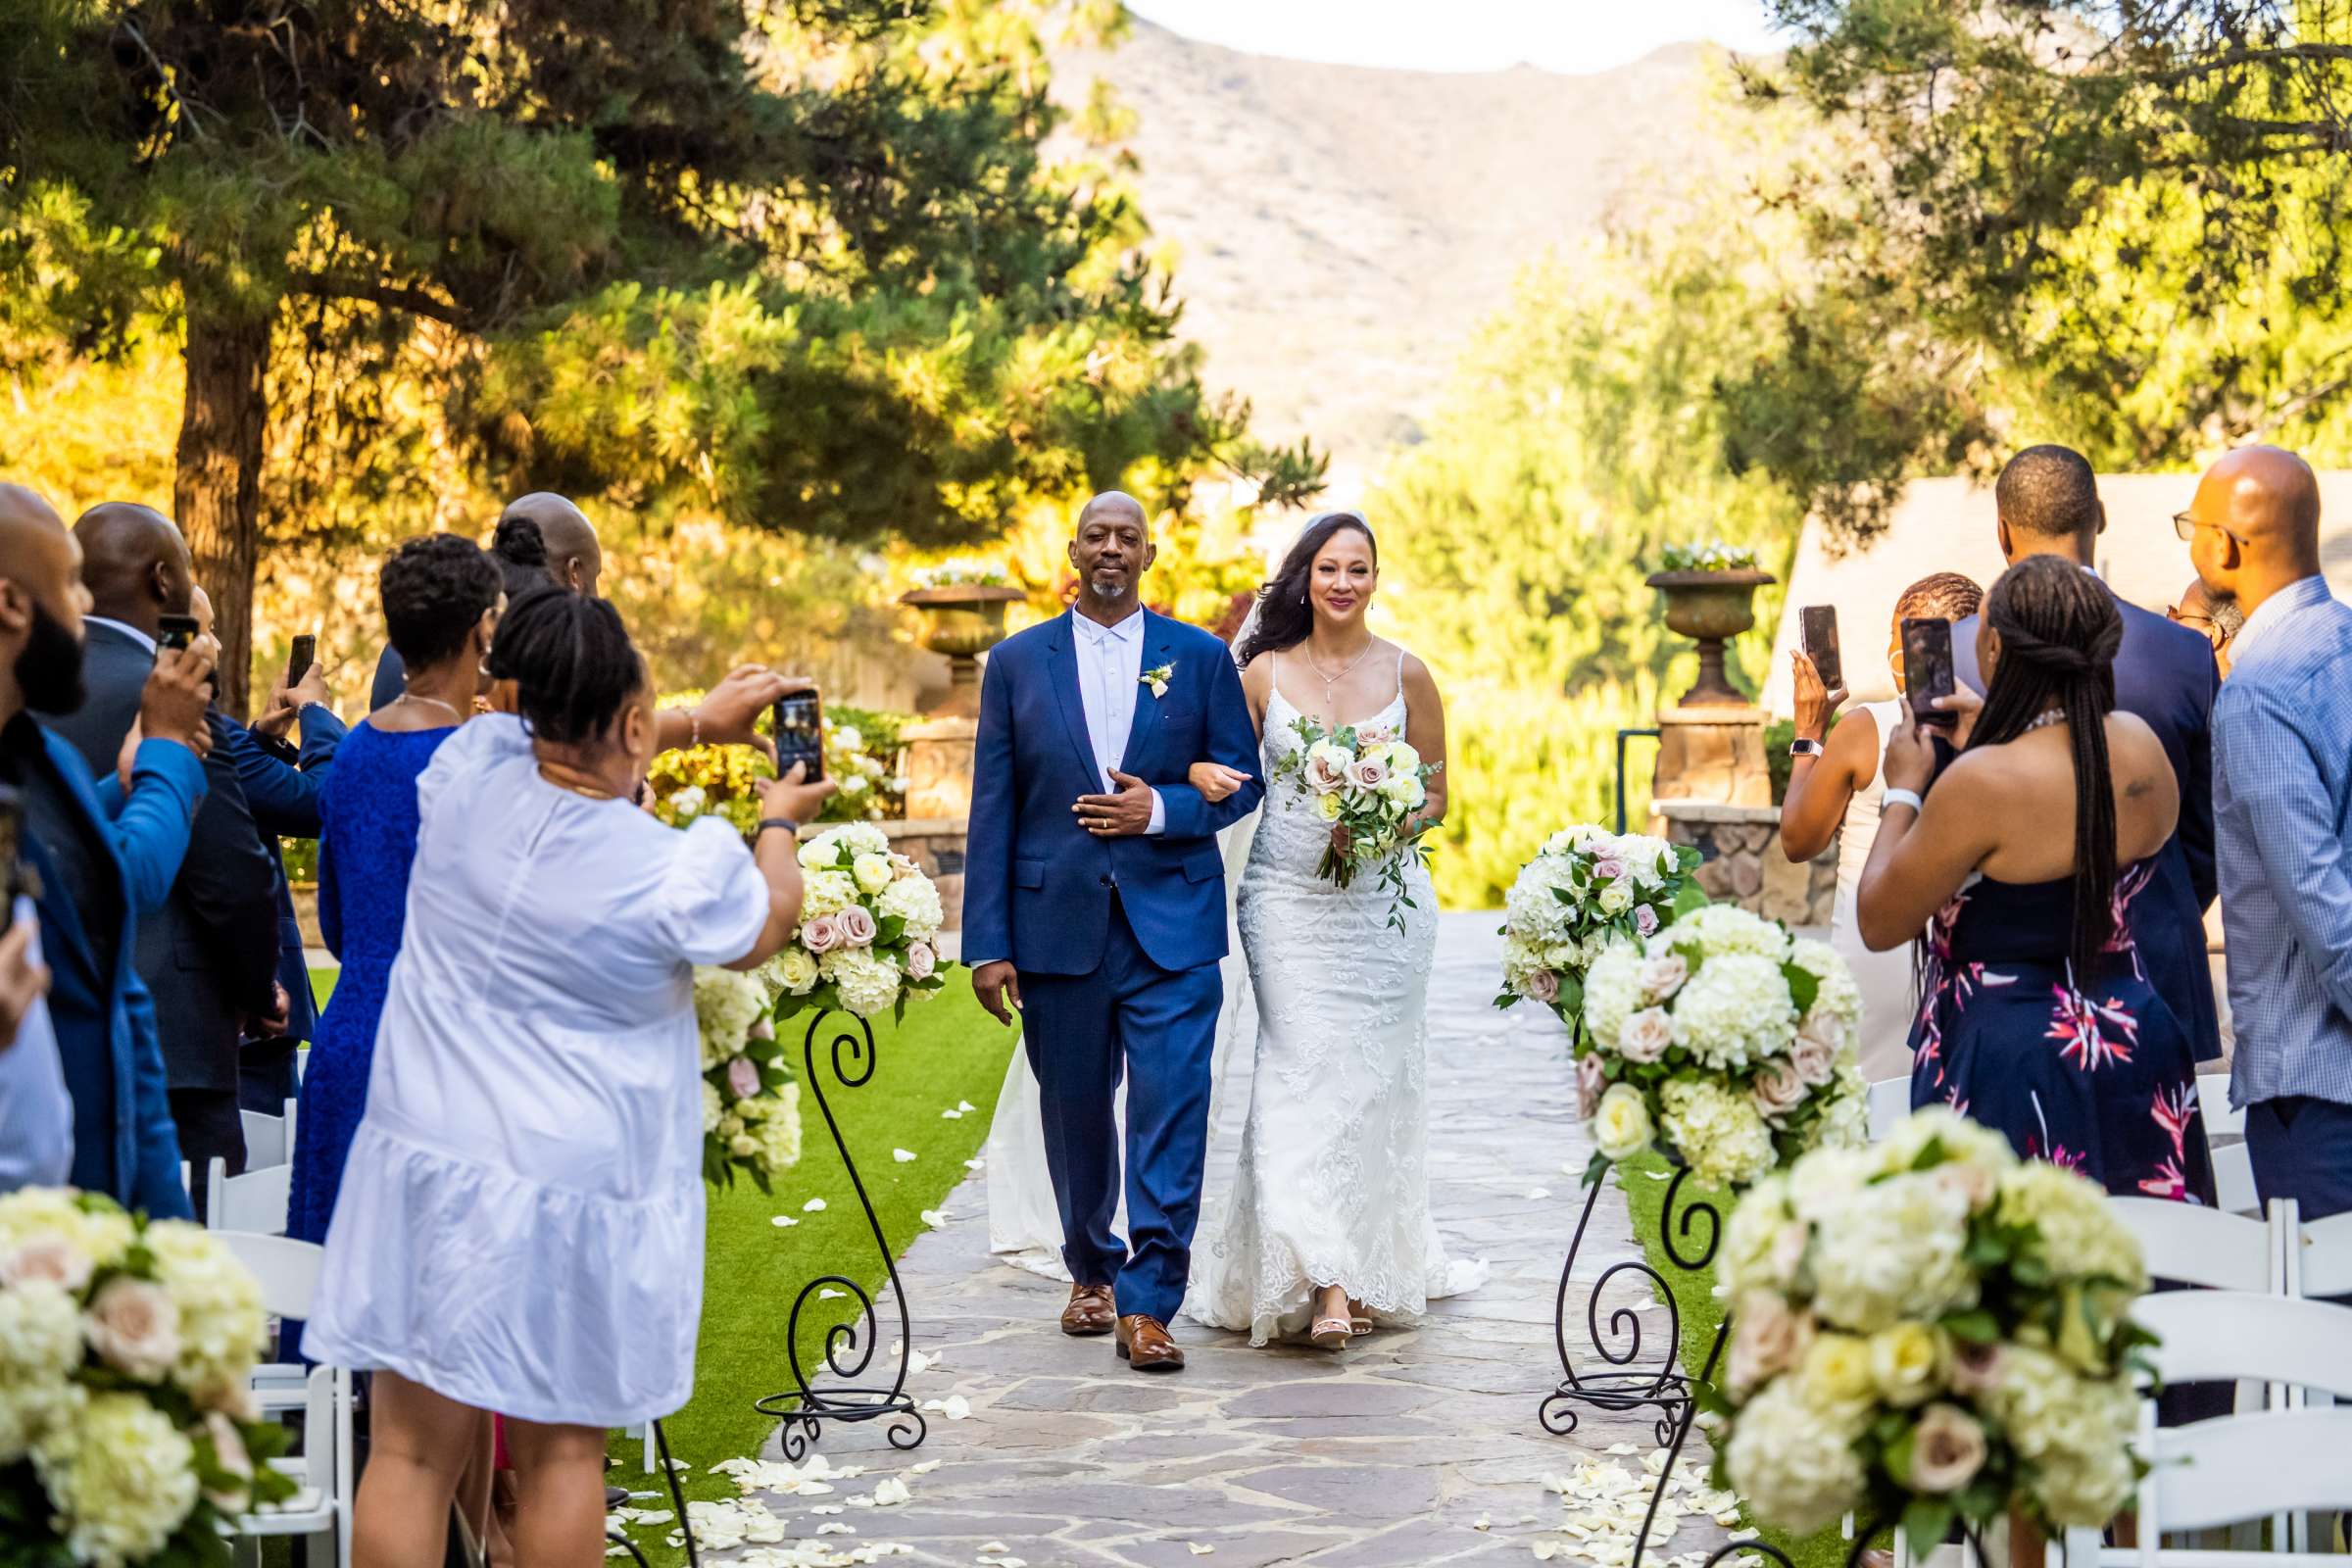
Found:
[803,1199,828,1213]
[1188,1546,1216,1557]
[940,1108,962,1119]
[964,1158,986,1172]
[1526,1188,1550,1200]
[907,1461,941,1475]
[920,1209,951,1230]
[957,1101,976,1112]
[769,1215,800,1228]
[893,1149,917,1163]
[872,1478,911,1507]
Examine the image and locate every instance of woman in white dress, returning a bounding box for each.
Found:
[1183,512,1485,1349]
[1776,571,1984,1081]
[304,591,831,1565]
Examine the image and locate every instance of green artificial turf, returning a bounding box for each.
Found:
[608,973,1017,1558]
[1617,1153,1856,1568]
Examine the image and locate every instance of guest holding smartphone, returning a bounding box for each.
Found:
[1856,556,2215,1203]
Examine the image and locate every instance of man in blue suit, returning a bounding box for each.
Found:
[0,484,211,1219]
[1954,446,2223,1061]
[964,493,1264,1372]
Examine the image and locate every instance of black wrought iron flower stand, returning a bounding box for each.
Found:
[752,1008,927,1459]
[1540,1161,1732,1568]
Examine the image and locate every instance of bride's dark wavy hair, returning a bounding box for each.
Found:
[1965,554,2124,982]
[1234,512,1376,667]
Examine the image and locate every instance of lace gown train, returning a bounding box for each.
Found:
[1186,676,1486,1345]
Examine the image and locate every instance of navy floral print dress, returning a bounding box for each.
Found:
[1908,866,2217,1205]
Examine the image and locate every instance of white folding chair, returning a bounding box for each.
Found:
[1867,1075,1913,1142]
[240,1110,288,1170]
[205,1158,292,1236]
[2285,1209,2352,1302]
[2196,1074,2242,1141]
[215,1234,351,1568]
[2063,1291,2352,1568]
[2212,1142,2262,1218]
[2107,1198,2277,1293]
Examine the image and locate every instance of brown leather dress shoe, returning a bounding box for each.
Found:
[1115,1313,1185,1372]
[1060,1284,1116,1337]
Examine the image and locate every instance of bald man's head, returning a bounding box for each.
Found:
[500,492,602,596]
[2186,445,2325,622]
[0,484,92,718]
[74,501,193,634]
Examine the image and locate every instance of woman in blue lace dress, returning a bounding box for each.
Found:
[1858,556,2217,1204]
[287,534,506,1245]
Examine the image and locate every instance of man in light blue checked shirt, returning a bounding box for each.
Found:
[2191,446,2352,1220]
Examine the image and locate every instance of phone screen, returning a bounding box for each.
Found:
[1902,617,1957,728]
[288,634,316,685]
[1799,605,1842,690]
[157,614,199,653]
[772,692,824,782]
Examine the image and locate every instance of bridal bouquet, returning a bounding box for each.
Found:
[0,1188,295,1564]
[1573,904,1869,1189]
[1270,715,1442,924]
[1495,824,1705,1023]
[1710,1111,2151,1549]
[775,823,952,1020]
[695,966,803,1191]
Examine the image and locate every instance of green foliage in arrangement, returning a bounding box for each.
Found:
[646,698,912,833]
[1728,0,2352,538]
[0,0,1321,709]
[1377,218,1807,907]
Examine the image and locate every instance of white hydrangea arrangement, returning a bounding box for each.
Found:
[694,966,803,1192]
[1572,903,1869,1189]
[0,1188,296,1564]
[1709,1110,2152,1551]
[1495,823,1705,1026]
[775,823,951,1020]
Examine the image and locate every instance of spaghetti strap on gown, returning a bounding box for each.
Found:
[1188,656,1486,1344]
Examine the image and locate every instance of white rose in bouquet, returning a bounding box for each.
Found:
[1301,740,1351,794]
[853,853,894,896]
[774,947,820,995]
[1592,1083,1655,1161]
[141,1222,268,1403]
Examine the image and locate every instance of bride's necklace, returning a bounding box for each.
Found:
[1304,636,1376,713]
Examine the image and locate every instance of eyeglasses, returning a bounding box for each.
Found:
[2174,511,2244,545]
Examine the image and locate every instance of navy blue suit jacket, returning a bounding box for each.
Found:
[221,704,345,1048]
[23,723,204,1218]
[963,611,1263,976]
[1957,588,2222,1058]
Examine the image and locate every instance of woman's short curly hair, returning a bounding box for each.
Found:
[380,534,504,668]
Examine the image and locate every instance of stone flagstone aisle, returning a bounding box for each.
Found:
[684,913,1738,1567]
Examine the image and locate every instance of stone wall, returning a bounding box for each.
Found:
[1652,800,1837,930]
[886,818,968,932]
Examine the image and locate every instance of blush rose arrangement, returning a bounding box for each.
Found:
[1494,823,1706,1029]
[694,965,803,1191]
[775,823,951,1020]
[1571,904,1869,1189]
[1267,715,1442,927]
[0,1188,296,1564]
[1708,1111,2152,1553]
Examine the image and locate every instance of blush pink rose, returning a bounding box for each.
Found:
[84,1276,180,1380]
[1523,967,1560,1004]
[1909,1403,1989,1494]
[748,1013,776,1044]
[1638,954,1689,1002]
[836,905,878,947]
[1634,905,1660,938]
[1576,1054,1606,1120]
[1618,1007,1674,1064]
[1725,1290,1815,1396]
[1948,1340,2006,1395]
[1347,755,1390,790]
[906,942,937,981]
[202,1411,254,1510]
[1788,1034,1838,1087]
[1592,858,1627,883]
[1,1237,92,1293]
[727,1055,760,1101]
[1750,1058,1808,1121]
[801,914,844,954]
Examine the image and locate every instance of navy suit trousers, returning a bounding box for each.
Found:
[1018,894,1221,1325]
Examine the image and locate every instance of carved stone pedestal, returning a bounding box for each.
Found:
[903,716,977,823]
[1649,706,1773,809]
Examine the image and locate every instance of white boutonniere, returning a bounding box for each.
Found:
[1141,663,1174,700]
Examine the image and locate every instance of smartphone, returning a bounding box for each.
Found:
[1799,605,1842,690]
[771,690,824,782]
[1901,616,1957,728]
[0,783,36,904]
[287,634,316,686]
[157,613,199,653]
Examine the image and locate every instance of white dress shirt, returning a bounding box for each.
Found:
[0,900,69,1193]
[1069,609,1164,835]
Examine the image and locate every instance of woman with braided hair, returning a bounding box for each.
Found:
[1856,555,2217,1202]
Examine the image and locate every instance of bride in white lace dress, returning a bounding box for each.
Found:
[1183,512,1487,1348]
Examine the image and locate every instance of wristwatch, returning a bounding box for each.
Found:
[1788,737,1826,760]
[757,816,802,840]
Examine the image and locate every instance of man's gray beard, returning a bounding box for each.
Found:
[2211,593,2247,637]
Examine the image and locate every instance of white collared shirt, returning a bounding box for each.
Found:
[1069,608,1164,834]
[85,616,157,656]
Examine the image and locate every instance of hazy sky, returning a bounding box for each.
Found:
[1122,0,1785,74]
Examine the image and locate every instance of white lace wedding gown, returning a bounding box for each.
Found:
[1185,666,1487,1345]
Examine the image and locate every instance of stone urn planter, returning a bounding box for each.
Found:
[1646,567,1776,708]
[901,584,1026,716]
